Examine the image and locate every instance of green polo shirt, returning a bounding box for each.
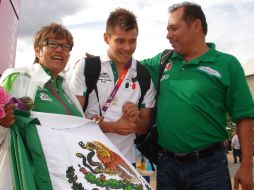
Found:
[142,43,254,153]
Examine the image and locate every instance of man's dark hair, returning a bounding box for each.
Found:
[169,2,207,35]
[106,8,138,35]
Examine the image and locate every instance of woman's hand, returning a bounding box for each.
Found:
[0,103,17,128]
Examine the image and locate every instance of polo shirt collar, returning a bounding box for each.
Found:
[41,65,64,86]
[172,43,217,65]
[41,65,64,81]
[100,53,111,63]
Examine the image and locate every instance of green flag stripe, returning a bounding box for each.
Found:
[10,110,53,190]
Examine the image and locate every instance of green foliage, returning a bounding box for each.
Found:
[71,182,84,190]
[69,168,148,189]
[226,114,236,139]
[66,166,84,190]
[85,173,96,183]
[123,185,133,190]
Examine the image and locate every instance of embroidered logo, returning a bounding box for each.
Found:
[125,82,136,90]
[163,63,172,72]
[98,72,111,83]
[40,92,52,101]
[160,74,169,81]
[197,66,222,78]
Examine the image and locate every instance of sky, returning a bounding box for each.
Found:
[15,0,254,75]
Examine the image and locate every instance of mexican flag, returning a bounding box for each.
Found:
[10,110,151,190]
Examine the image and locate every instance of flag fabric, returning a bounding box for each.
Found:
[10,110,39,190]
[10,110,152,190]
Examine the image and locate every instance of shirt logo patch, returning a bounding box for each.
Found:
[197,66,222,78]
[161,74,169,81]
[40,92,52,101]
[98,72,111,83]
[163,63,172,72]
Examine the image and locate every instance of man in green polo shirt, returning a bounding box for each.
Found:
[142,2,254,190]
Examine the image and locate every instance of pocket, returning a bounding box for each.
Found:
[157,151,168,163]
[199,149,227,167]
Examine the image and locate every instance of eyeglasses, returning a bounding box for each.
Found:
[42,40,72,51]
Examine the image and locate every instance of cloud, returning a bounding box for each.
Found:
[17,0,86,37]
[205,1,254,64]
[15,0,254,69]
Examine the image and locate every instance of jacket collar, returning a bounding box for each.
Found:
[28,64,51,88]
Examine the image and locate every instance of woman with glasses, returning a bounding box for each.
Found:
[0,23,83,117]
[0,23,85,189]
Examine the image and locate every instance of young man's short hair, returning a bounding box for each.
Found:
[106,8,138,35]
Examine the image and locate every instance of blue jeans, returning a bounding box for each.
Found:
[232,148,241,163]
[157,148,231,190]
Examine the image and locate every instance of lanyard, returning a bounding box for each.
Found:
[101,59,131,113]
[46,81,72,115]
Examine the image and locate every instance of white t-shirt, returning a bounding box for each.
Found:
[70,54,156,163]
[231,134,240,150]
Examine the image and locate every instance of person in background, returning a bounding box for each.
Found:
[141,2,254,190]
[70,8,156,166]
[232,132,241,164]
[0,23,85,189]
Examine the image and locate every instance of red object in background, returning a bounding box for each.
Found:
[0,0,21,76]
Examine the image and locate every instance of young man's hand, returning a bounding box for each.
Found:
[122,101,140,123]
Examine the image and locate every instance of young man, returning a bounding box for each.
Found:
[70,8,155,165]
[142,2,254,190]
